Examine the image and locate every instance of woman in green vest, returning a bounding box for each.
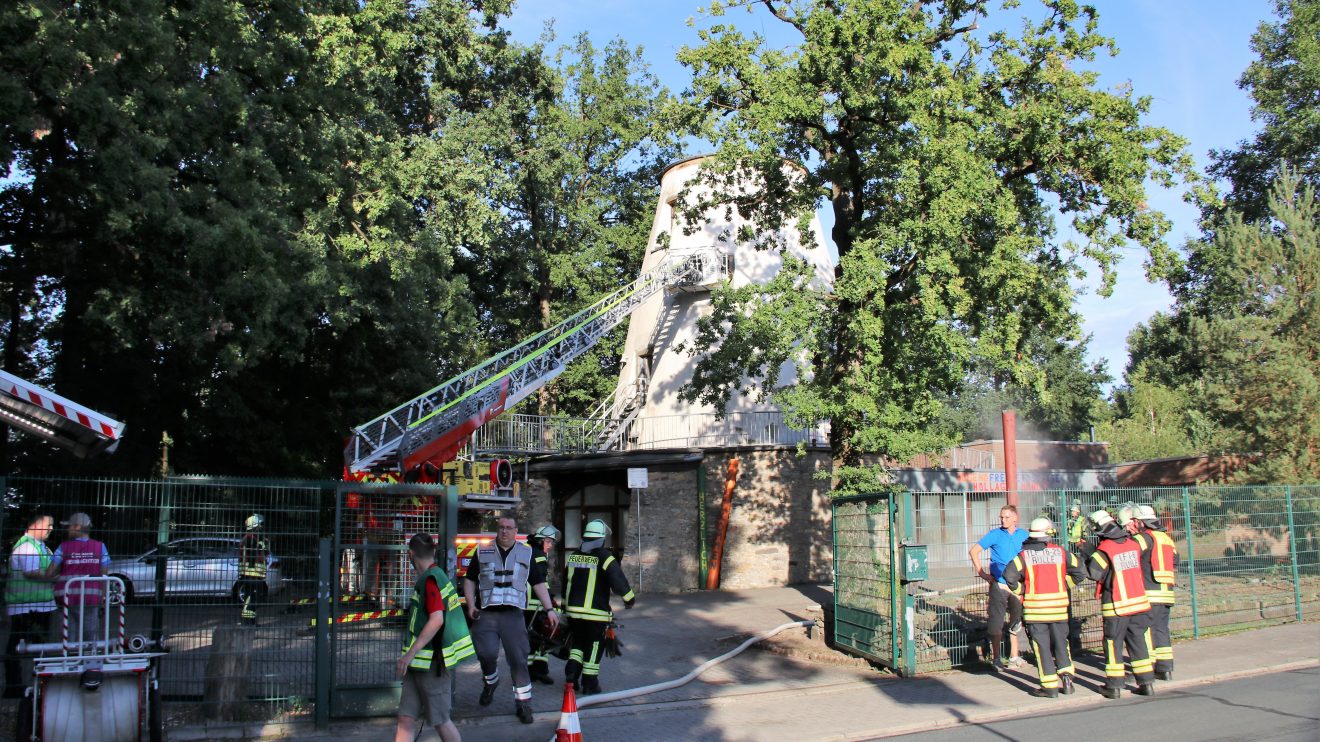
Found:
[394,533,474,742]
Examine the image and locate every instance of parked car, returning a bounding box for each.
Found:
[106,537,284,601]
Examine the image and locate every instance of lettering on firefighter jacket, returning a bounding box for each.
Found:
[1002,540,1084,623]
[1088,535,1150,617]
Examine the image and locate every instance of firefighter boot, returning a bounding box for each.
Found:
[1101,686,1121,699]
[1060,674,1076,695]
[515,700,534,724]
[1030,686,1059,698]
[1134,682,1155,696]
[580,675,602,696]
[479,680,499,706]
[1155,670,1173,681]
[529,658,553,685]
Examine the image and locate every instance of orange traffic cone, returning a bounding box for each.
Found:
[555,682,582,741]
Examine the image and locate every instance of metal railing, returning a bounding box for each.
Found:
[834,485,1320,675]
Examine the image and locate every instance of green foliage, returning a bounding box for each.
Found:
[1193,171,1319,483]
[675,0,1190,491]
[1208,0,1320,223]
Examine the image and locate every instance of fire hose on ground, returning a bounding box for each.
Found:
[547,618,817,739]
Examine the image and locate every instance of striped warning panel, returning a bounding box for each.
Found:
[289,594,370,607]
[308,609,404,626]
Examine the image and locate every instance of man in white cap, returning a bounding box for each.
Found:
[52,512,111,641]
[1134,504,1177,679]
[1085,509,1155,698]
[1002,517,1086,697]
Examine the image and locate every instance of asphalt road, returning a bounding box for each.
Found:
[890,667,1320,742]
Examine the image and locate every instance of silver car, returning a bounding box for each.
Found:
[106,537,285,600]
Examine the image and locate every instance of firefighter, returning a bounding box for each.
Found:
[237,514,269,626]
[1067,502,1086,547]
[526,524,561,685]
[462,515,557,724]
[1002,517,1086,697]
[1135,504,1177,680]
[1086,509,1155,698]
[563,519,635,695]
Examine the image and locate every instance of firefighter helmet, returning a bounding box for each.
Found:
[1136,504,1159,522]
[1117,503,1137,525]
[583,519,611,540]
[1028,517,1053,538]
[534,524,561,542]
[245,513,264,530]
[1090,510,1114,528]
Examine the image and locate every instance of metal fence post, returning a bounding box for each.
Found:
[151,483,172,645]
[315,537,332,728]
[1180,486,1199,639]
[889,494,900,672]
[1057,490,1069,552]
[1285,486,1303,622]
[901,490,916,678]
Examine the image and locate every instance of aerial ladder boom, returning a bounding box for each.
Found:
[344,249,728,476]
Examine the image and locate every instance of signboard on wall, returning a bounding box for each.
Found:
[627,467,648,489]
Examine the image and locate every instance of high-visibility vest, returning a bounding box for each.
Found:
[5,535,54,606]
[55,538,106,607]
[239,533,268,578]
[1145,528,1177,605]
[403,566,475,672]
[564,548,635,623]
[1092,537,1150,617]
[1012,544,1074,623]
[474,541,531,609]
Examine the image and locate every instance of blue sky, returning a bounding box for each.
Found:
[502,1,1274,385]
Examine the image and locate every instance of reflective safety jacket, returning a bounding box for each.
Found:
[5,534,54,606]
[472,541,532,609]
[1068,516,1087,544]
[403,566,475,672]
[564,547,635,623]
[1002,539,1085,623]
[526,552,549,611]
[239,532,268,579]
[1143,527,1177,605]
[1087,533,1150,617]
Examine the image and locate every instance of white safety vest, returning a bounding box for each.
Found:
[476,541,532,609]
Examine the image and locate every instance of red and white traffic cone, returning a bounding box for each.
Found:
[555,682,582,741]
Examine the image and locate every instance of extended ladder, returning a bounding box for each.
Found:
[344,249,729,475]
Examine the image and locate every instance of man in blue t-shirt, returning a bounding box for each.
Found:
[969,504,1029,670]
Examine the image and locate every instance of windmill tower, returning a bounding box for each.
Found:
[601,155,834,450]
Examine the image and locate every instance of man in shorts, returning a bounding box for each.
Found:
[395,533,474,742]
[969,504,1029,670]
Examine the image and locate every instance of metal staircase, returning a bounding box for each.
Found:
[345,248,730,475]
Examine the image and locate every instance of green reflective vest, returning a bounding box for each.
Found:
[5,534,54,606]
[403,565,475,672]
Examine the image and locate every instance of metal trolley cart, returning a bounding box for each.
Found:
[16,576,165,742]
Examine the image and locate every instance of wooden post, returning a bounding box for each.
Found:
[1001,410,1018,507]
[203,624,253,721]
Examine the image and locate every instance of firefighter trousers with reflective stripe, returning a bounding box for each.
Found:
[1025,621,1074,689]
[565,620,608,682]
[473,608,531,698]
[1102,611,1154,689]
[1147,603,1173,673]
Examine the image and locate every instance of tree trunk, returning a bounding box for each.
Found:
[203,624,254,721]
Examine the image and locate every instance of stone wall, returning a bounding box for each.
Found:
[514,447,834,594]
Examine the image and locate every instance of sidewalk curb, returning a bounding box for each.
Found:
[834,658,1320,741]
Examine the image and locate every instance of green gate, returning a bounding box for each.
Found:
[324,481,456,719]
[831,493,901,672]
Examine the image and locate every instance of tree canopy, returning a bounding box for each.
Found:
[675,0,1190,490]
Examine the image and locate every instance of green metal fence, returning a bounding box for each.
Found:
[831,494,898,670]
[0,474,456,730]
[833,485,1320,675]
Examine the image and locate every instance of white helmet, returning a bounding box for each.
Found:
[1028,517,1053,539]
[1090,510,1114,528]
[583,519,611,540]
[534,524,561,542]
[1136,504,1159,522]
[1117,503,1137,526]
[245,513,264,530]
